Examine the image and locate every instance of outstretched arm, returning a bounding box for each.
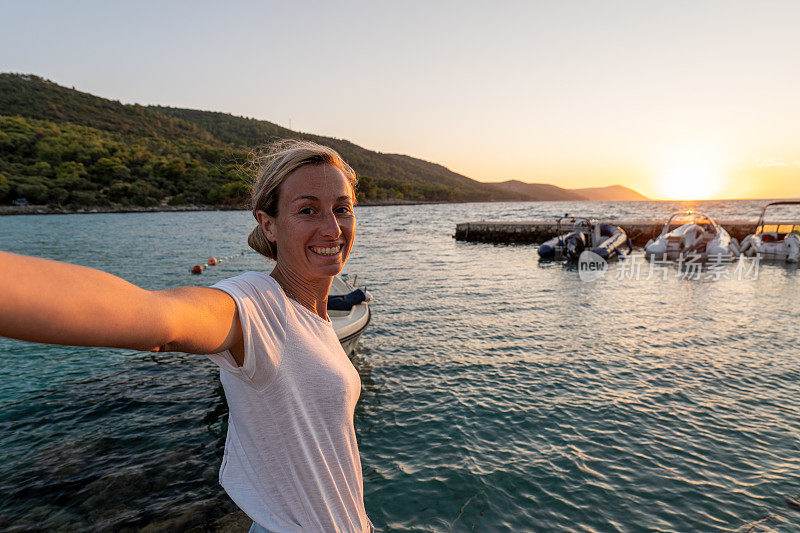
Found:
[0,251,243,360]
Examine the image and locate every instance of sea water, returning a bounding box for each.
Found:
[1,200,799,531]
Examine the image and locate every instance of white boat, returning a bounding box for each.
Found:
[645,211,738,260]
[329,275,372,355]
[739,201,800,263]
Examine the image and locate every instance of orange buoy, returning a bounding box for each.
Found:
[208,257,218,266]
[191,265,203,274]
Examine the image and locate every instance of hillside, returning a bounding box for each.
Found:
[153,106,517,202]
[0,73,647,208]
[0,74,524,207]
[0,74,217,144]
[572,185,648,201]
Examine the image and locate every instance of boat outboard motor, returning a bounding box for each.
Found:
[538,230,585,260]
[564,232,587,261]
[327,288,368,311]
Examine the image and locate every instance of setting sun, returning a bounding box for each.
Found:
[657,165,723,200]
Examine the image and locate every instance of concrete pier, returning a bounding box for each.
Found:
[454,220,759,246]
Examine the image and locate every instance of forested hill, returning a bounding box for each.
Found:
[152,106,513,201]
[0,74,217,144]
[0,73,524,208]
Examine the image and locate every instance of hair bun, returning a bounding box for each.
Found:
[247,225,276,260]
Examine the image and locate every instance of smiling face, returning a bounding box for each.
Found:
[258,163,356,281]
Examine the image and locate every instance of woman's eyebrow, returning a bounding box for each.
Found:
[291,195,319,203]
[291,195,352,203]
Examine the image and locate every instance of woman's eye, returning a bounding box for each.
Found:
[335,206,353,214]
[299,207,316,215]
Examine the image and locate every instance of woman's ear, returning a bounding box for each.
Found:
[256,210,277,243]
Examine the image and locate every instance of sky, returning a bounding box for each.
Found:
[1,0,798,200]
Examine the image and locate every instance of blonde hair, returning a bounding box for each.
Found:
[247,139,358,260]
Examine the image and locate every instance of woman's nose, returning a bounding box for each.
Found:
[320,211,341,238]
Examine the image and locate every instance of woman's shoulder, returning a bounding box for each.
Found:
[212,272,286,303]
[217,270,271,286]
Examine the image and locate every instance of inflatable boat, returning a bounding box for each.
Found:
[739,201,800,263]
[328,274,372,355]
[645,211,737,260]
[538,215,631,261]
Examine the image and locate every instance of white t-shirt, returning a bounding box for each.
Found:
[207,272,374,533]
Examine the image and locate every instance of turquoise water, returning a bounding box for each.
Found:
[1,200,800,531]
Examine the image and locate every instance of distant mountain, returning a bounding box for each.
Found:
[490,180,588,201]
[0,73,647,208]
[489,180,648,201]
[572,185,648,201]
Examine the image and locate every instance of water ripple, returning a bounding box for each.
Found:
[2,201,800,530]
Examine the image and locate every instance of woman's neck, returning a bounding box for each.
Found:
[269,265,332,320]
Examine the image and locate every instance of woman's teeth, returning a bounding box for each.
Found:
[311,245,341,256]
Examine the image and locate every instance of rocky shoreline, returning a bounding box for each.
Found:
[187,510,250,533]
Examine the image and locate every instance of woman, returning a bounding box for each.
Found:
[0,140,374,532]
